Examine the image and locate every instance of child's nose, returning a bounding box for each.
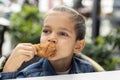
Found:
[48,33,57,43]
[48,38,57,43]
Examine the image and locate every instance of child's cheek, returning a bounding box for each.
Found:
[40,36,47,42]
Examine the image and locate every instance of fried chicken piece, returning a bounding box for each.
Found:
[33,42,56,58]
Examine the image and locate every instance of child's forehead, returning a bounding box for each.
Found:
[43,11,76,32]
[44,10,74,24]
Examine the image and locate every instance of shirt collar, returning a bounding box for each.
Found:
[69,56,82,74]
[42,56,83,75]
[42,58,57,76]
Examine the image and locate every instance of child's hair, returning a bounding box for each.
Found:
[52,6,86,40]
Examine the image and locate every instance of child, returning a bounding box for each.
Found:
[1,6,95,79]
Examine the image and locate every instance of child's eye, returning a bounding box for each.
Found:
[59,32,68,37]
[42,29,51,34]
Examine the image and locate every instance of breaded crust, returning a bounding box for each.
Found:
[33,42,56,58]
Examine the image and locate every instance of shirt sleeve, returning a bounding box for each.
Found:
[0,68,17,79]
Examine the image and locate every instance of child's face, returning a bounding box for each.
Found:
[40,11,77,60]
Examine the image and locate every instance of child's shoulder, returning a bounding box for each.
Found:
[74,56,91,65]
[72,56,96,73]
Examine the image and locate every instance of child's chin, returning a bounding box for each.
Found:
[47,57,58,61]
[47,58,55,61]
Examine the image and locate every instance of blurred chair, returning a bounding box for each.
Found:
[75,53,105,72]
[0,18,9,68]
[0,18,9,56]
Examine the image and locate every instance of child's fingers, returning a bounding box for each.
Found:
[16,43,33,49]
[20,46,34,51]
[20,43,33,46]
[22,50,34,59]
[23,55,33,62]
[32,45,37,55]
[15,43,36,55]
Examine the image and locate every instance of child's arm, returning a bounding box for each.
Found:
[3,43,36,72]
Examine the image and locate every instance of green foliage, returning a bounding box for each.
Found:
[8,5,43,46]
[104,28,120,49]
[83,28,120,71]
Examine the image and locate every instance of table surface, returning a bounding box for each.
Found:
[11,70,120,80]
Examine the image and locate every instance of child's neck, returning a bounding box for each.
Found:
[50,57,72,72]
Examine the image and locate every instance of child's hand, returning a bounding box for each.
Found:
[3,43,36,72]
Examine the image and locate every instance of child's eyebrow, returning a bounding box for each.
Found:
[43,25,51,28]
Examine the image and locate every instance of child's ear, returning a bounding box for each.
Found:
[73,39,85,54]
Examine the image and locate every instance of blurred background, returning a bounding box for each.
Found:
[0,0,120,71]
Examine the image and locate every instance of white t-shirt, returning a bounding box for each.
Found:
[56,68,71,75]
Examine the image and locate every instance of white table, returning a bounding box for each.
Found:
[12,70,120,80]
